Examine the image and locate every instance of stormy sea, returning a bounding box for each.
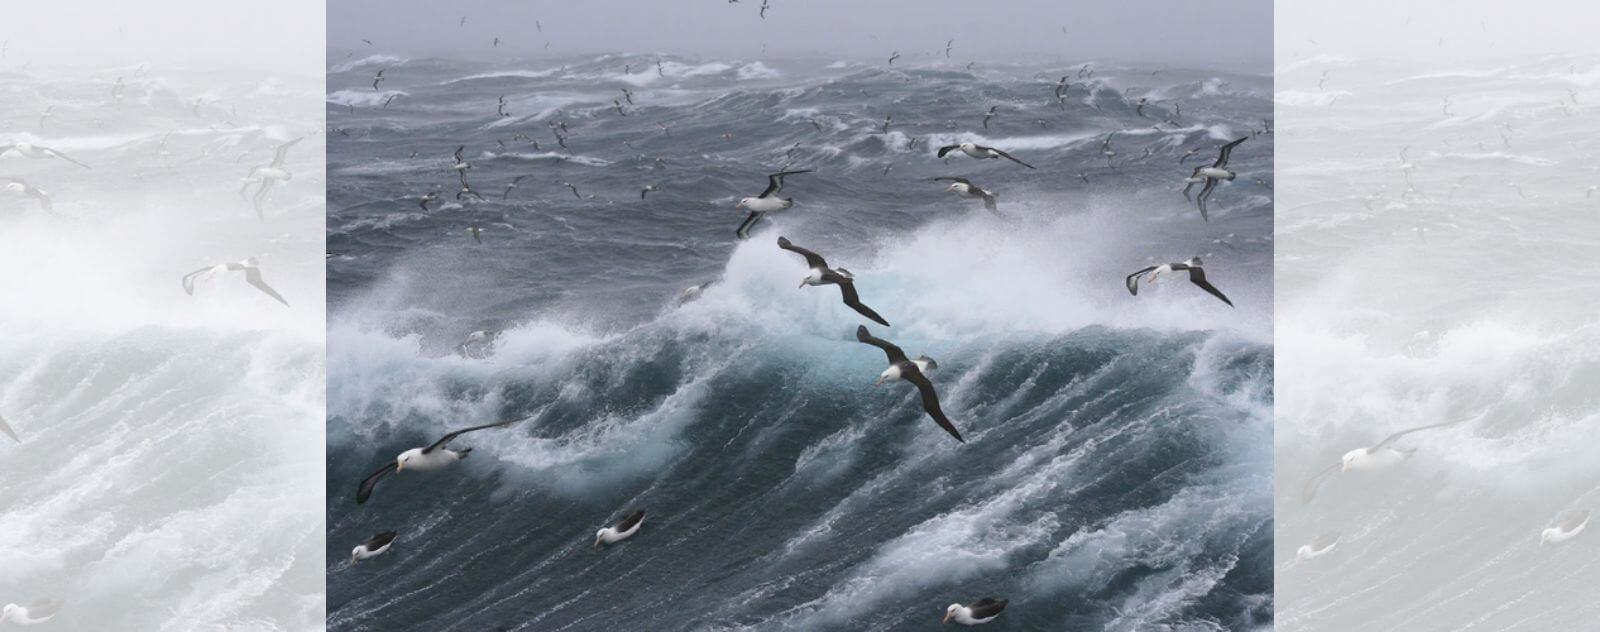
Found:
[326,51,1274,631]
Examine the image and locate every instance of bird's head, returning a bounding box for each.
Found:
[959,142,976,151]
[350,548,362,565]
[944,182,962,193]
[1539,528,1555,548]
[396,450,418,473]
[594,530,608,548]
[736,197,753,209]
[943,604,961,623]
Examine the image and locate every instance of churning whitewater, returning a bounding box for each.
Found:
[327,52,1273,631]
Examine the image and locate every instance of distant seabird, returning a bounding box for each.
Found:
[372,70,385,91]
[503,175,527,199]
[943,598,1006,625]
[981,106,998,129]
[1296,531,1342,561]
[1054,76,1069,100]
[497,96,509,117]
[242,137,303,220]
[355,421,514,504]
[456,329,500,357]
[1541,509,1590,548]
[620,87,634,105]
[452,145,471,171]
[855,325,963,443]
[563,181,581,199]
[594,509,646,547]
[932,177,1003,218]
[1300,420,1459,502]
[0,177,55,213]
[734,170,811,239]
[0,143,91,169]
[936,142,1035,169]
[1182,137,1247,221]
[182,257,290,307]
[0,413,18,442]
[0,600,63,625]
[1125,258,1233,307]
[677,280,716,305]
[779,237,891,327]
[640,184,657,199]
[351,531,397,564]
[888,51,901,65]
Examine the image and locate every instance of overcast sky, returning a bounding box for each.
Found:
[1280,0,1600,62]
[330,0,1271,69]
[2,1,322,71]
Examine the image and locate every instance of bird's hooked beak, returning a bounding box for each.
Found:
[593,536,603,548]
[351,552,359,565]
[798,278,808,289]
[874,375,887,386]
[735,200,745,209]
[395,461,404,474]
[942,611,953,624]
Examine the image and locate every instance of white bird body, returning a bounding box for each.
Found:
[1341,446,1407,472]
[1541,511,1590,547]
[1296,543,1334,561]
[876,356,935,385]
[943,599,1006,625]
[396,446,463,472]
[595,520,642,545]
[1,601,63,625]
[1197,166,1235,180]
[737,195,792,213]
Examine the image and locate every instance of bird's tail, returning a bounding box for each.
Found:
[457,447,473,458]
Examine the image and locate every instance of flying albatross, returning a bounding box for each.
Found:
[778,237,891,326]
[355,421,514,504]
[594,509,646,547]
[735,170,811,239]
[182,257,290,307]
[0,143,90,169]
[240,137,303,220]
[936,142,1035,169]
[351,531,397,564]
[1295,531,1342,561]
[943,598,1007,625]
[1125,258,1233,306]
[1540,509,1590,548]
[855,325,963,443]
[1,599,64,625]
[1182,137,1246,221]
[1300,420,1460,502]
[932,176,1005,218]
[0,177,55,214]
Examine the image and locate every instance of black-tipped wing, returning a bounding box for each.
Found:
[759,169,811,198]
[1558,509,1592,531]
[736,211,762,239]
[244,268,290,307]
[356,462,398,504]
[45,147,91,169]
[907,371,964,442]
[834,278,891,327]
[366,531,398,549]
[0,413,18,442]
[271,137,303,167]
[777,236,830,269]
[1213,137,1247,168]
[969,598,1007,619]
[1185,267,1233,307]
[1196,179,1217,221]
[936,144,960,158]
[1301,461,1341,503]
[1125,266,1157,296]
[614,509,646,531]
[855,325,909,364]
[454,145,465,163]
[181,266,215,295]
[1370,420,1458,451]
[423,420,513,453]
[988,147,1036,169]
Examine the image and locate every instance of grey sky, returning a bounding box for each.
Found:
[331,0,1271,69]
[1280,0,1600,61]
[3,1,322,71]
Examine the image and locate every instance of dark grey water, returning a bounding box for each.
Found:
[326,52,1274,631]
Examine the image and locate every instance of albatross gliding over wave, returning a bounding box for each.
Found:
[1300,420,1460,502]
[735,170,811,239]
[182,257,290,307]
[778,237,891,327]
[855,325,963,443]
[355,421,514,504]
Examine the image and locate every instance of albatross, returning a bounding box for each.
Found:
[932,177,1005,218]
[1300,420,1459,502]
[355,421,513,504]
[0,177,55,213]
[936,142,1035,169]
[1540,509,1590,548]
[778,237,891,327]
[1296,531,1342,561]
[1182,137,1247,221]
[855,325,963,443]
[182,257,290,307]
[1125,258,1233,306]
[734,170,811,239]
[943,598,1006,625]
[594,509,646,548]
[1,600,63,625]
[0,143,90,169]
[240,137,303,220]
[351,531,397,564]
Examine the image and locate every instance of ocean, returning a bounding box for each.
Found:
[326,51,1274,631]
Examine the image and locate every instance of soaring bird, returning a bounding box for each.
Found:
[595,509,647,547]
[936,142,1035,169]
[182,257,290,307]
[855,325,963,442]
[1125,258,1232,307]
[734,170,811,239]
[1182,137,1247,221]
[355,421,514,504]
[0,143,91,169]
[944,598,1007,625]
[932,177,1003,218]
[778,237,891,326]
